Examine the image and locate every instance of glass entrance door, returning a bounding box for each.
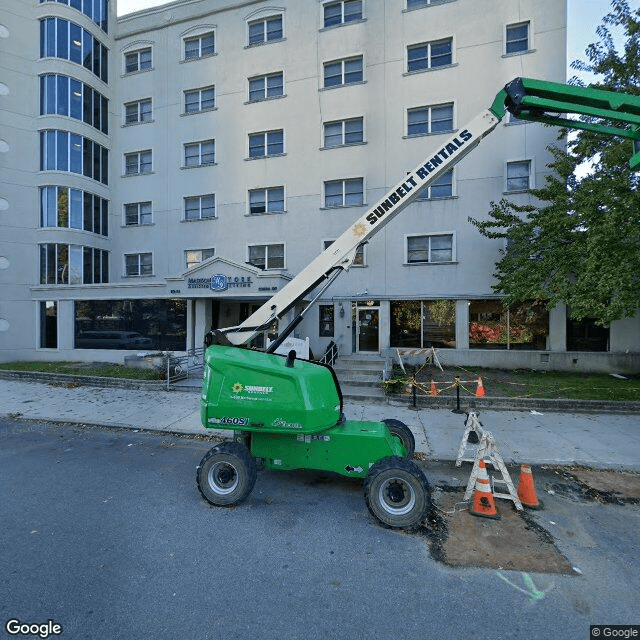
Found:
[354,302,380,352]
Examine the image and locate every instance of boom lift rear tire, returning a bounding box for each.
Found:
[197,441,257,506]
[382,419,415,457]
[364,457,430,530]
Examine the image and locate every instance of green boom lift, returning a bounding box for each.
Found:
[196,78,640,530]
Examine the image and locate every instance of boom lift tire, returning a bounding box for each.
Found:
[197,441,257,506]
[364,456,430,530]
[382,419,415,457]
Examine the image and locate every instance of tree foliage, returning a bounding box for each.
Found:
[469,0,640,327]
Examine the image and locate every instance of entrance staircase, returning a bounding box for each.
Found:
[331,354,387,403]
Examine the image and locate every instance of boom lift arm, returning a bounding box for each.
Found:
[205,77,640,351]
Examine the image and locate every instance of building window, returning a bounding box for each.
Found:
[125,253,152,277]
[184,194,216,220]
[39,300,58,349]
[41,186,108,235]
[506,22,530,55]
[417,169,454,199]
[184,140,215,167]
[506,160,531,192]
[248,244,285,270]
[323,117,364,147]
[124,201,152,226]
[40,243,108,284]
[249,187,285,214]
[186,248,215,270]
[407,103,453,136]
[390,300,456,348]
[324,56,363,87]
[567,316,609,352]
[249,130,284,158]
[75,299,186,351]
[40,74,108,134]
[406,233,453,263]
[40,0,108,33]
[125,150,152,175]
[248,15,283,45]
[40,18,108,83]
[319,304,335,337]
[184,86,215,113]
[323,239,365,266]
[407,38,452,72]
[324,1,362,28]
[469,300,549,350]
[40,130,108,185]
[125,98,152,124]
[324,178,364,208]
[248,72,284,102]
[125,47,152,73]
[184,32,215,60]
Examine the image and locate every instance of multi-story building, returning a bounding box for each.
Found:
[1,0,638,373]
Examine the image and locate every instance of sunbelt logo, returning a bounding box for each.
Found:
[232,383,273,395]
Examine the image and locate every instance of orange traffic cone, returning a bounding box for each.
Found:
[475,376,486,397]
[517,464,543,509]
[430,380,437,397]
[469,459,501,520]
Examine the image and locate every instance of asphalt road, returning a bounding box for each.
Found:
[1,419,638,640]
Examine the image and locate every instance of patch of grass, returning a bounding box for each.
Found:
[0,361,163,381]
[396,365,640,402]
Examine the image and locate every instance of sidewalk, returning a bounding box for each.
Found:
[1,376,639,471]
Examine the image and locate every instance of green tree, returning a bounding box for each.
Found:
[469,0,639,327]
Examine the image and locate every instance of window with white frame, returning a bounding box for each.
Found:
[324,117,364,147]
[124,150,152,175]
[184,194,216,220]
[323,239,365,266]
[417,169,454,199]
[248,130,284,158]
[124,47,151,74]
[124,98,152,124]
[407,233,454,263]
[506,160,531,192]
[248,72,284,102]
[184,140,215,167]
[407,103,453,136]
[184,86,215,113]
[186,248,215,269]
[125,252,152,276]
[249,187,285,214]
[323,56,363,88]
[323,1,362,28]
[407,38,453,72]
[505,22,530,55]
[248,244,285,270]
[248,15,283,45]
[324,178,364,208]
[124,201,152,226]
[184,32,214,60]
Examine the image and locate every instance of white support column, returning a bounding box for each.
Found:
[456,299,470,349]
[549,302,567,352]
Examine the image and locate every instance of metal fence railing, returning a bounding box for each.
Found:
[319,341,338,366]
[164,347,205,388]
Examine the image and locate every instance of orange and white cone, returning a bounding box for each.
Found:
[475,376,486,397]
[469,459,500,520]
[517,464,543,509]
[430,380,437,397]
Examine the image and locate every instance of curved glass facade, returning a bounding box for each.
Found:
[40,74,108,134]
[40,186,108,236]
[40,17,108,83]
[40,129,108,185]
[39,0,109,33]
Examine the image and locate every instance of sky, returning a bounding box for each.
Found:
[116,0,627,80]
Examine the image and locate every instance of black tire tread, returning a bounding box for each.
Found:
[382,419,416,457]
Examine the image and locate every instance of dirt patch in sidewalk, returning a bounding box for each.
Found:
[424,489,575,574]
